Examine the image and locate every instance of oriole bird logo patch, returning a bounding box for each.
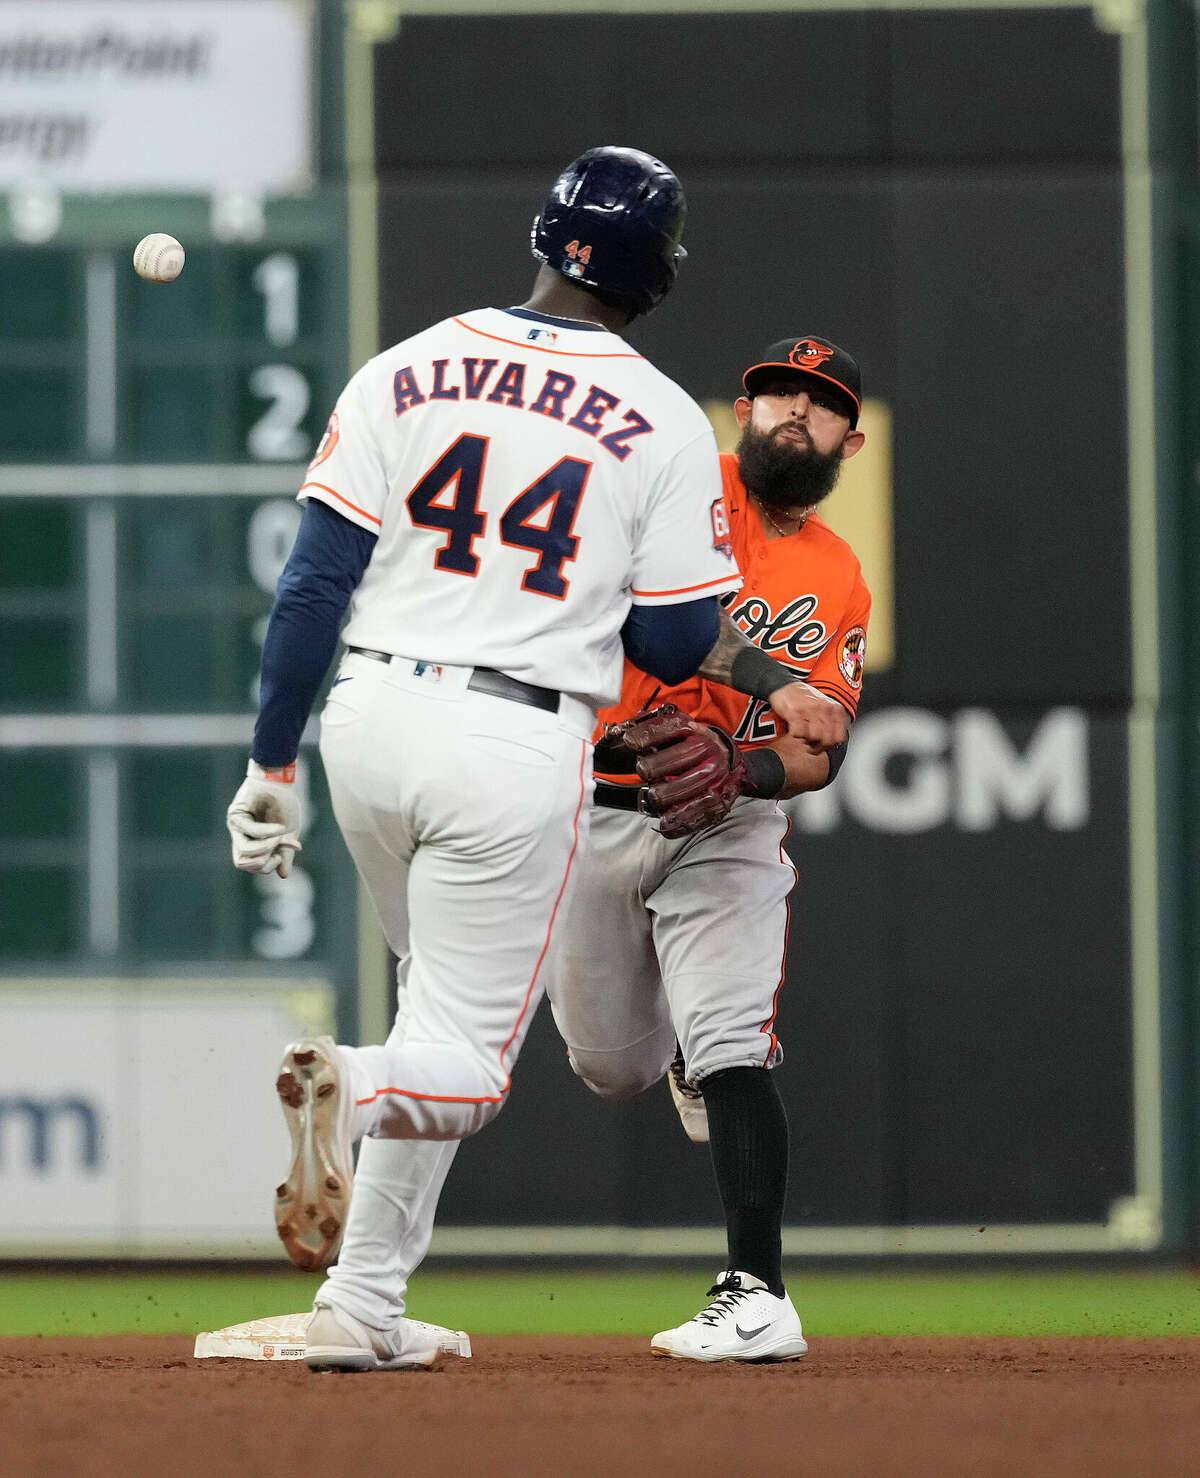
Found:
[788,340,835,370]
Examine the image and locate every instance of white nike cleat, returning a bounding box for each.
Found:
[650,1270,807,1362]
[304,1304,472,1373]
[274,1036,355,1272]
[667,1049,709,1144]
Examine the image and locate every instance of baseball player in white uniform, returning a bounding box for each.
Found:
[225,149,843,1372]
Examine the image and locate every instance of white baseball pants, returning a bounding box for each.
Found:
[320,650,592,1143]
[314,652,591,1327]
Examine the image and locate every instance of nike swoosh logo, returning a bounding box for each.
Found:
[735,1323,771,1341]
[332,677,354,686]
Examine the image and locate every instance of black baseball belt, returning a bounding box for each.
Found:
[593,780,648,813]
[347,647,560,714]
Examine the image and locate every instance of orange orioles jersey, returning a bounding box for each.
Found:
[596,452,870,770]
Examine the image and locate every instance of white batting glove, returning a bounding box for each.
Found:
[226,759,303,878]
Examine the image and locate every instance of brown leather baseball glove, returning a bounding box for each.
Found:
[593,702,747,839]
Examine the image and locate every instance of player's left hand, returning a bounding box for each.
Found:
[766,682,848,752]
[226,759,303,877]
[601,703,747,839]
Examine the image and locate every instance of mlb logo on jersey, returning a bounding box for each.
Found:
[526,327,559,345]
[414,661,444,683]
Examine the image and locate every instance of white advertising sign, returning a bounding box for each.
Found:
[0,979,333,1255]
[0,0,312,193]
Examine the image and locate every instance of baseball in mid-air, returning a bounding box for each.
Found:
[133,233,185,283]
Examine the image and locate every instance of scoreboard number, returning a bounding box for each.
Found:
[247,499,304,592]
[247,499,304,703]
[247,364,313,460]
[248,251,310,461]
[252,251,301,346]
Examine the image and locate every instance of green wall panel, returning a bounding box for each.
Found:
[0,869,79,957]
[0,369,84,459]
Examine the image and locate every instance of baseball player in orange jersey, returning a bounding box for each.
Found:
[225,144,846,1374]
[547,336,869,1362]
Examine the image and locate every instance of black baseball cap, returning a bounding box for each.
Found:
[742,336,862,427]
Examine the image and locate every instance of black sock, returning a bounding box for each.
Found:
[699,1066,788,1297]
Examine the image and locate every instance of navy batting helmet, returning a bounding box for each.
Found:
[531,146,687,316]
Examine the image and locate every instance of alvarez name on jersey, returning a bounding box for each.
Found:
[297,307,742,711]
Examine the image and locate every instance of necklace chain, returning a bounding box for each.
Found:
[753,495,811,539]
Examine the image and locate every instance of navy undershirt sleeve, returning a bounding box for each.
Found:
[620,596,720,686]
[252,499,377,768]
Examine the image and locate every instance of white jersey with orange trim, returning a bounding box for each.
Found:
[299,306,741,711]
[258,304,741,1330]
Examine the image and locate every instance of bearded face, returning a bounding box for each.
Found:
[736,419,847,510]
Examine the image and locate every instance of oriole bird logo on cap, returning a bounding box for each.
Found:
[788,339,836,370]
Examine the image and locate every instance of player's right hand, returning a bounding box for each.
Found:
[226,759,303,878]
[766,682,848,752]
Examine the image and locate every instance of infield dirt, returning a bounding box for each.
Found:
[2,1335,1198,1477]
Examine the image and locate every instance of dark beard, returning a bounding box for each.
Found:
[736,422,844,510]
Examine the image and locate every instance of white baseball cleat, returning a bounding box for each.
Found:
[274,1036,355,1272]
[667,1049,709,1144]
[304,1303,472,1373]
[650,1270,807,1362]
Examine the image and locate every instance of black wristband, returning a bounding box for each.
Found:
[740,746,787,799]
[729,644,800,703]
[822,735,849,786]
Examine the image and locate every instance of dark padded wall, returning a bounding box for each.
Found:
[370,8,1136,1231]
